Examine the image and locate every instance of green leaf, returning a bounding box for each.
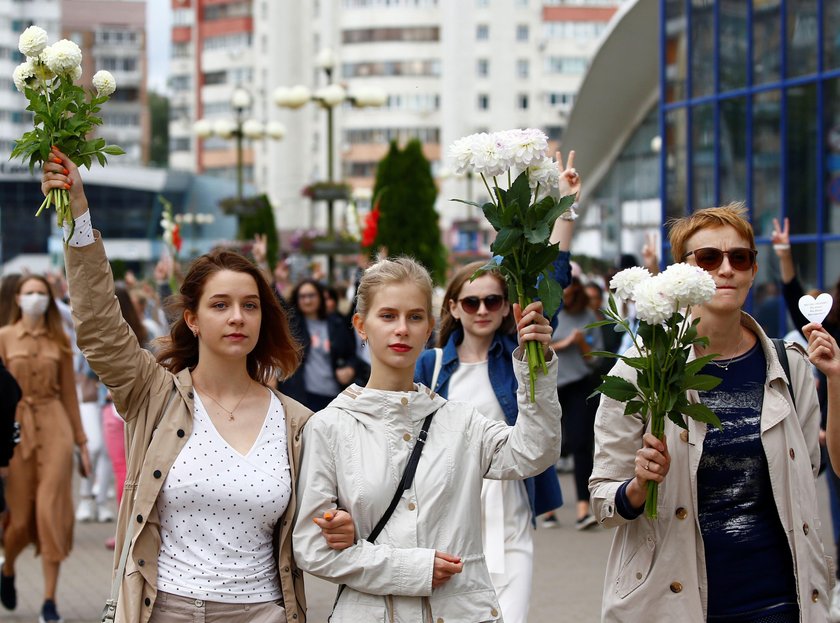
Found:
[103,145,125,156]
[624,400,646,416]
[596,376,639,403]
[490,227,522,256]
[508,170,532,216]
[540,194,577,228]
[479,201,504,230]
[684,354,719,376]
[618,356,648,371]
[537,270,563,318]
[679,402,723,430]
[585,319,617,329]
[680,374,722,392]
[667,410,688,429]
[524,222,550,244]
[96,152,107,166]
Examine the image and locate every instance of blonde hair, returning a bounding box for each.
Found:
[668,202,756,262]
[355,256,434,318]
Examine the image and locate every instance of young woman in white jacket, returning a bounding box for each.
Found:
[293,257,563,622]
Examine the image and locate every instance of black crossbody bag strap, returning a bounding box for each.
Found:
[329,410,437,620]
[772,338,796,409]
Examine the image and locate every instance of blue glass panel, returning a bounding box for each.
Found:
[690,0,715,98]
[786,84,818,235]
[752,90,782,236]
[720,97,748,205]
[692,104,715,209]
[824,78,840,235]
[825,0,840,70]
[666,107,688,219]
[786,0,819,77]
[753,0,782,84]
[720,0,749,92]
[665,0,687,102]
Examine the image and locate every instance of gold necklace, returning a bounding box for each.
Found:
[193,381,252,421]
[707,328,746,371]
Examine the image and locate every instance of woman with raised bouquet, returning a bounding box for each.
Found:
[590,204,832,622]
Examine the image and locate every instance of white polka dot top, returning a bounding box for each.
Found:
[156,389,291,602]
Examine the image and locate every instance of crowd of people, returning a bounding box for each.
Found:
[0,146,840,623]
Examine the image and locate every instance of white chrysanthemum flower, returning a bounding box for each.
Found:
[18,26,48,58]
[527,157,560,190]
[505,128,548,168]
[70,64,82,82]
[471,132,511,178]
[92,70,116,96]
[634,275,676,326]
[34,51,56,81]
[660,262,718,307]
[449,133,479,175]
[43,39,83,75]
[12,60,36,92]
[609,266,652,301]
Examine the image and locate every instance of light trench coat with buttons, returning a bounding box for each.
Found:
[293,350,562,623]
[65,236,311,623]
[590,313,832,622]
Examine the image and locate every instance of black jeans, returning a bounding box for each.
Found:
[557,375,598,503]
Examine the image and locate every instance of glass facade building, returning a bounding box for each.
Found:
[661,0,840,333]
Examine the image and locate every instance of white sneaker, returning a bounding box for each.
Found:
[75,498,95,523]
[96,504,115,523]
[829,582,840,623]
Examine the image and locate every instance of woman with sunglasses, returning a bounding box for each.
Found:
[411,153,578,623]
[590,203,831,622]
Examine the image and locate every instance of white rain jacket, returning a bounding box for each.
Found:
[293,348,561,623]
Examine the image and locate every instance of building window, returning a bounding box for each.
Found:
[516,24,529,42]
[476,24,489,40]
[545,56,588,74]
[477,58,489,77]
[517,94,529,110]
[477,93,490,110]
[516,58,529,78]
[476,0,489,6]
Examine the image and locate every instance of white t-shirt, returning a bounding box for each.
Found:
[448,360,531,585]
[156,390,291,602]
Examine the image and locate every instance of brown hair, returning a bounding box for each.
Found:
[115,282,149,349]
[0,273,21,326]
[290,279,327,319]
[12,275,71,352]
[437,261,514,347]
[667,202,756,262]
[355,256,433,319]
[155,249,301,384]
[563,277,589,314]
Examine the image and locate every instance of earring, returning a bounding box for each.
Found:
[362,338,368,348]
[192,328,199,338]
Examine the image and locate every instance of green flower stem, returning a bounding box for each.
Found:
[35,191,51,217]
[480,173,495,204]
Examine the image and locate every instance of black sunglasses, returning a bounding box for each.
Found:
[682,247,757,271]
[458,294,505,314]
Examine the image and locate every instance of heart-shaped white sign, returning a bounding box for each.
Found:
[798,292,834,325]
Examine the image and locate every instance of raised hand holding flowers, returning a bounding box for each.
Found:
[449,128,579,400]
[589,263,722,518]
[9,26,125,239]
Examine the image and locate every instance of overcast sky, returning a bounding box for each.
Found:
[146,0,171,94]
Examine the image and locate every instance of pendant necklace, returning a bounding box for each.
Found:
[194,381,251,421]
[707,329,745,372]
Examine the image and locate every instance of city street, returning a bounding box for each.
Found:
[2,472,835,622]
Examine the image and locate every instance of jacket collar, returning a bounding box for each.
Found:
[331,383,446,422]
[14,320,47,338]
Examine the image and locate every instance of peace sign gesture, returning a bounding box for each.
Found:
[771,217,791,254]
[556,150,581,200]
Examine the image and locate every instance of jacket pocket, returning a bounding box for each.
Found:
[614,532,655,599]
[431,589,501,622]
[330,603,387,623]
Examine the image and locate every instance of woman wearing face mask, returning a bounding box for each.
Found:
[0,275,92,623]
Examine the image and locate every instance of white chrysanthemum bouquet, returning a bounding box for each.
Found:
[590,263,723,518]
[449,128,575,400]
[10,26,124,237]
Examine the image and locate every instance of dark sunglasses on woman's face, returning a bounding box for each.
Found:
[459,294,505,314]
[682,247,757,271]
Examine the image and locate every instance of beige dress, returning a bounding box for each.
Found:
[0,322,86,562]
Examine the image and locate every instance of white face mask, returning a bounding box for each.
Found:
[19,292,50,317]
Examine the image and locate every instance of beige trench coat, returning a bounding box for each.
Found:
[65,235,311,623]
[590,313,832,622]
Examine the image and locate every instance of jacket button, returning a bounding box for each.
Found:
[491,608,498,617]
[670,581,683,593]
[679,430,689,443]
[437,618,444,623]
[803,523,810,535]
[138,559,145,567]
[789,448,795,459]
[187,391,194,399]
[408,502,416,511]
[283,565,290,572]
[145,597,151,607]
[812,589,820,602]
[403,433,411,441]
[136,514,143,523]
[292,614,297,620]
[400,397,408,406]
[636,572,643,580]
[153,470,162,479]
[675,507,688,520]
[177,429,185,438]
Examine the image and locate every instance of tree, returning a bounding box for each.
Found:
[371,139,448,283]
[148,91,169,167]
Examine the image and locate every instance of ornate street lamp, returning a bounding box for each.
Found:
[274,48,386,279]
[193,86,287,204]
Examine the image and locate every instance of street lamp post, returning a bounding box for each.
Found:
[193,86,287,205]
[274,48,386,280]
